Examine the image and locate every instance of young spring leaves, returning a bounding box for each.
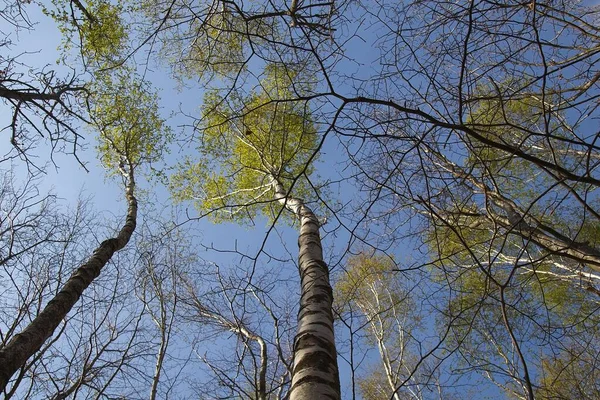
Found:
[173,64,341,400]
[151,1,278,80]
[44,0,128,69]
[172,64,318,223]
[91,71,171,174]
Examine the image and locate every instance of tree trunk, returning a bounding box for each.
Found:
[0,173,137,391]
[271,176,341,400]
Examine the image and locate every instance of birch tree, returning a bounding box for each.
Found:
[179,262,295,399]
[335,254,427,400]
[172,64,340,400]
[0,69,168,390]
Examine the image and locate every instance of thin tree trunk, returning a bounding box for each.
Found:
[253,333,268,400]
[0,170,137,391]
[149,292,170,400]
[186,283,269,399]
[270,176,341,400]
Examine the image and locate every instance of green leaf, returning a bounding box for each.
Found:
[171,64,320,224]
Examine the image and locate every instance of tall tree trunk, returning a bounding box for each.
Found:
[0,170,137,391]
[271,176,341,400]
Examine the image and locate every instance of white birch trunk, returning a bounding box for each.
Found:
[270,176,340,400]
[0,168,137,391]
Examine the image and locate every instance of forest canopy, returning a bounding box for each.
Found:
[1,0,600,399]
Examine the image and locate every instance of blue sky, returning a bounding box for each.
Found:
[0,2,551,398]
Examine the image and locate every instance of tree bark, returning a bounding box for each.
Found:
[271,176,341,400]
[0,172,137,391]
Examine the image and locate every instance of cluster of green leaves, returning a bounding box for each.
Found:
[467,93,543,169]
[80,0,128,66]
[336,253,405,312]
[430,87,600,273]
[43,0,170,176]
[357,368,397,400]
[43,0,128,68]
[465,95,551,206]
[91,71,172,174]
[161,2,277,79]
[431,224,600,396]
[335,253,421,399]
[171,65,319,223]
[536,348,600,399]
[425,89,600,396]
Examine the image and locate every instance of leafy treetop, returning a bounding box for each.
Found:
[171,64,320,224]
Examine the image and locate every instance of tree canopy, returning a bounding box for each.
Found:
[2,0,600,399]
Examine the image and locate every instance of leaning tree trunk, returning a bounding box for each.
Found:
[0,168,137,391]
[271,176,341,400]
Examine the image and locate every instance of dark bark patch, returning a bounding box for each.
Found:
[294,332,337,357]
[293,349,337,377]
[289,374,340,399]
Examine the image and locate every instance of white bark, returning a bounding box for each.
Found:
[270,176,340,400]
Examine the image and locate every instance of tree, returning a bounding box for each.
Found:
[335,253,428,400]
[5,0,600,396]
[180,262,295,399]
[307,1,600,397]
[0,167,141,399]
[0,66,171,389]
[132,216,200,400]
[171,64,340,399]
[0,133,137,391]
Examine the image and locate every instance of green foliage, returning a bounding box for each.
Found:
[428,215,495,267]
[148,1,278,80]
[334,253,421,392]
[335,253,419,338]
[432,237,600,397]
[171,65,319,223]
[91,71,171,173]
[429,85,600,293]
[467,94,542,168]
[43,0,128,68]
[427,88,600,394]
[466,94,547,205]
[335,253,402,311]
[179,5,275,79]
[357,368,394,400]
[43,0,168,177]
[81,0,128,66]
[536,347,600,400]
[567,199,600,247]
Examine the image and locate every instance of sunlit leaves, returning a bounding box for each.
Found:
[335,253,416,345]
[335,253,423,399]
[537,349,600,400]
[357,368,396,400]
[44,0,128,68]
[336,253,402,310]
[81,0,128,67]
[156,1,277,80]
[467,94,543,167]
[91,71,171,173]
[171,64,319,223]
[187,6,248,78]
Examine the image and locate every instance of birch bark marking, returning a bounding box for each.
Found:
[0,170,137,391]
[272,177,341,400]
